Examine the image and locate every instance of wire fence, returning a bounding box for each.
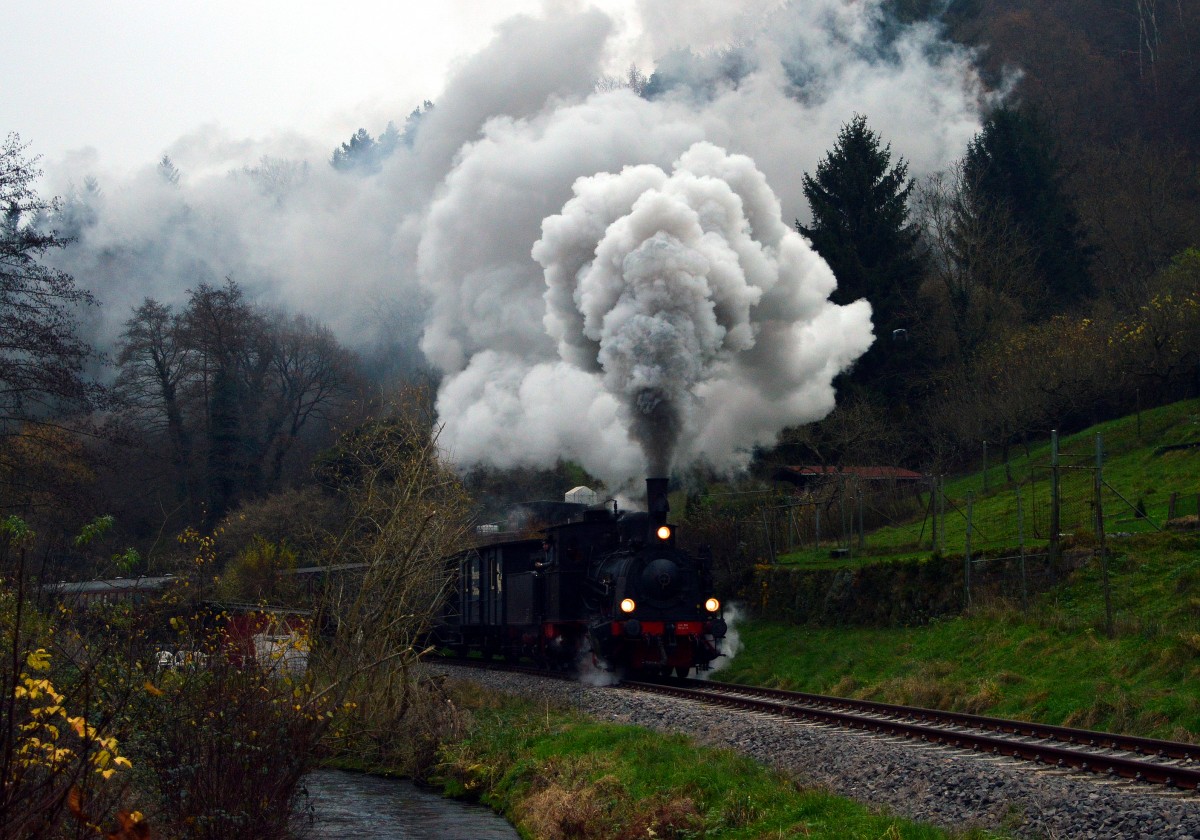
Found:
[742,429,1199,560]
[702,425,1199,622]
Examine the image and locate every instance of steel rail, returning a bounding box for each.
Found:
[623,679,1200,790]
[677,678,1200,761]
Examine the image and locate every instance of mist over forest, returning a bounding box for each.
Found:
[4,0,1200,565]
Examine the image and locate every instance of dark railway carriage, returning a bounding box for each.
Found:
[440,537,544,659]
[437,478,728,677]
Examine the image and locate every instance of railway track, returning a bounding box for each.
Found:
[430,655,1200,791]
[623,676,1200,791]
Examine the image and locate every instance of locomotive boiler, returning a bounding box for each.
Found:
[437,478,727,677]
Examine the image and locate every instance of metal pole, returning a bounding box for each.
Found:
[815,503,821,549]
[841,477,849,556]
[1050,430,1060,566]
[1096,433,1114,637]
[928,477,937,552]
[983,440,989,493]
[964,492,974,609]
[1016,484,1028,611]
[857,486,865,550]
[761,507,776,565]
[936,476,945,555]
[936,475,945,554]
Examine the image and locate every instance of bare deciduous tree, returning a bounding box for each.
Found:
[262,312,368,486]
[0,134,99,438]
[914,164,1039,370]
[116,299,196,508]
[115,280,372,525]
[1072,139,1200,305]
[313,394,473,766]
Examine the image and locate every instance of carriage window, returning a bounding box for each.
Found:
[468,554,481,604]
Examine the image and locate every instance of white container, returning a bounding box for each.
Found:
[564,486,598,506]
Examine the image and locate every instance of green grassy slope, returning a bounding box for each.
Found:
[777,398,1200,566]
[721,400,1200,740]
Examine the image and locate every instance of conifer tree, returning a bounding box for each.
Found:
[330,128,378,172]
[799,114,921,336]
[963,107,1093,311]
[798,114,922,395]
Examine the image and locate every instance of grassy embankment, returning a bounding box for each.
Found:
[718,400,1200,740]
[432,684,992,840]
[339,401,1199,837]
[322,675,994,837]
[778,397,1200,565]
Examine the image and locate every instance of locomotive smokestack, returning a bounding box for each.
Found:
[646,477,670,528]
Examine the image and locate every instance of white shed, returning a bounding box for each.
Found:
[564,486,598,506]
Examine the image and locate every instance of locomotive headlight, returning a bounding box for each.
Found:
[619,598,636,613]
[704,597,720,613]
[656,525,672,540]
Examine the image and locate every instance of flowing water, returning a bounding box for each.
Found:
[300,769,519,839]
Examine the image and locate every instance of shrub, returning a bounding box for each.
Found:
[216,486,341,565]
[217,536,300,604]
[125,625,332,840]
[1,517,143,839]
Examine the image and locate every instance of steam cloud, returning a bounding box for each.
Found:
[700,602,745,678]
[528,142,871,477]
[40,1,989,486]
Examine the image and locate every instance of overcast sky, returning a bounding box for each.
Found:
[3,0,647,173]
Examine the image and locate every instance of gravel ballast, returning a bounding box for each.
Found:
[433,664,1200,839]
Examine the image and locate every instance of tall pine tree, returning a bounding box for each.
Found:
[962,106,1093,311]
[798,114,922,395]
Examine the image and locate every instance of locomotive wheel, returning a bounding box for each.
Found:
[674,665,690,679]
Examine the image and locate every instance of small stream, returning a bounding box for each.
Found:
[300,769,519,839]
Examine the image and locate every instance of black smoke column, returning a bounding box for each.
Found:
[646,477,670,531]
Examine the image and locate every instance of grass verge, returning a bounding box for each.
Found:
[432,682,993,840]
[718,535,1200,740]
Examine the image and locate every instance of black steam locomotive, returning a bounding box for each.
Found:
[436,478,727,677]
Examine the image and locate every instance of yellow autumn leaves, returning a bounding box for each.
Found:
[12,647,133,781]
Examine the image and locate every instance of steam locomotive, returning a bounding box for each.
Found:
[436,478,728,677]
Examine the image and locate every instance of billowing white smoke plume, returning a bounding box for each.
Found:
[38,1,990,482]
[429,137,872,485]
[524,142,871,478]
